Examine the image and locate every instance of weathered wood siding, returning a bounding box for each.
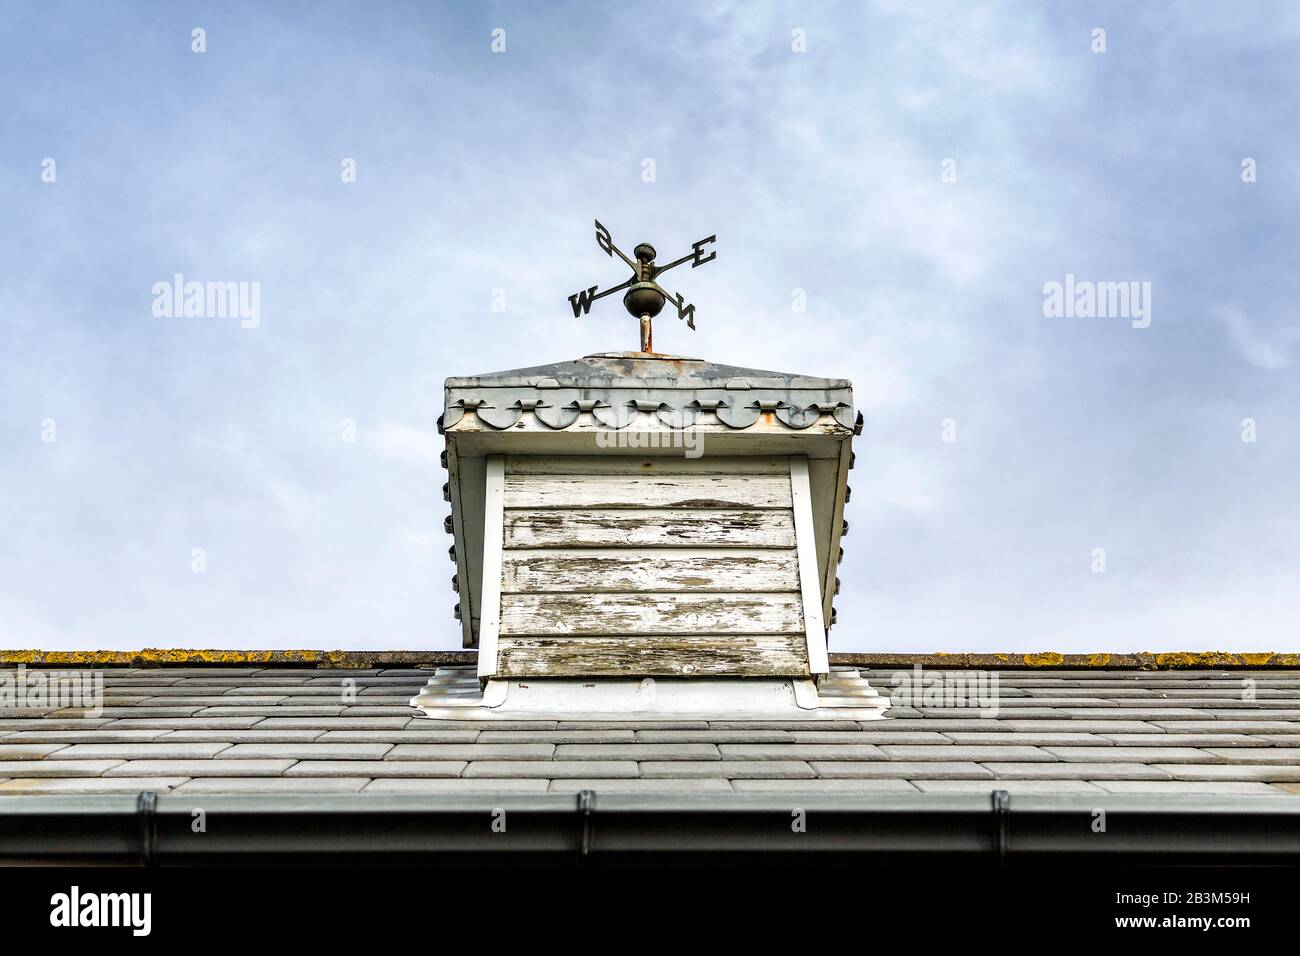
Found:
[503,474,793,510]
[504,509,795,548]
[500,593,804,635]
[493,456,811,678]
[501,549,799,593]
[496,634,810,677]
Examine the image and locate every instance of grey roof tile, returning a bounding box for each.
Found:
[409,720,558,731]
[195,707,345,717]
[0,776,190,794]
[0,760,124,777]
[479,731,635,744]
[363,778,549,793]
[119,686,247,696]
[285,761,466,778]
[107,718,264,729]
[174,777,371,793]
[306,674,424,684]
[101,759,295,777]
[317,730,480,743]
[979,762,1171,780]
[252,717,412,729]
[546,778,734,793]
[1097,733,1271,747]
[1153,721,1300,733]
[717,744,885,761]
[1149,764,1300,782]
[388,743,554,761]
[641,760,814,779]
[1044,747,1217,763]
[159,730,327,743]
[463,760,638,778]
[879,745,1053,762]
[1004,720,1161,733]
[908,708,1064,719]
[1091,780,1286,794]
[991,698,1117,707]
[1202,748,1300,763]
[215,686,337,696]
[732,778,920,793]
[634,730,793,743]
[1020,688,1161,697]
[554,743,720,760]
[558,720,709,730]
[50,743,232,760]
[81,697,149,706]
[913,780,1107,794]
[1057,708,1211,719]
[124,668,263,676]
[789,731,950,744]
[218,743,393,760]
[813,761,992,779]
[139,697,286,706]
[55,707,199,718]
[0,744,70,758]
[707,720,860,730]
[942,732,1109,746]
[863,719,1010,731]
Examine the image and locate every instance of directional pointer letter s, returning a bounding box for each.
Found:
[595,220,615,258]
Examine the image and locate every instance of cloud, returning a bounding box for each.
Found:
[1219,307,1294,370]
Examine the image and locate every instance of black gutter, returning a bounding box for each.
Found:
[2,791,1300,866]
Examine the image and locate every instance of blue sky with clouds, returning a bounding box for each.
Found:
[2,1,1298,653]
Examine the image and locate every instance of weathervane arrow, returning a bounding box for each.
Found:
[568,219,716,353]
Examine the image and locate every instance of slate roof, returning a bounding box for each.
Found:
[5,666,1300,796]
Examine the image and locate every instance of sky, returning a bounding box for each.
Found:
[1,1,1298,654]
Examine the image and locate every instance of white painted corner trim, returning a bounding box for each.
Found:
[476,455,506,679]
[789,455,830,674]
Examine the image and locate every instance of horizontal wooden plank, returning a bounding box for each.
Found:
[501,549,800,593]
[504,474,792,510]
[506,455,791,476]
[496,634,811,677]
[499,592,804,636]
[503,509,795,548]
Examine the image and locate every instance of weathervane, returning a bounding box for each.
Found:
[568,219,717,353]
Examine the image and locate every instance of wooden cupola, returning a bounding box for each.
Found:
[437,351,860,683]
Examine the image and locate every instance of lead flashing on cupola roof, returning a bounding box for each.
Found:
[445,354,852,390]
[441,353,859,433]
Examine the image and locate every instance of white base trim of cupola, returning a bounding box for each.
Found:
[409,665,890,721]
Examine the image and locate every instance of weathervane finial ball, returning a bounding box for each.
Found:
[623,282,666,318]
[634,243,656,263]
